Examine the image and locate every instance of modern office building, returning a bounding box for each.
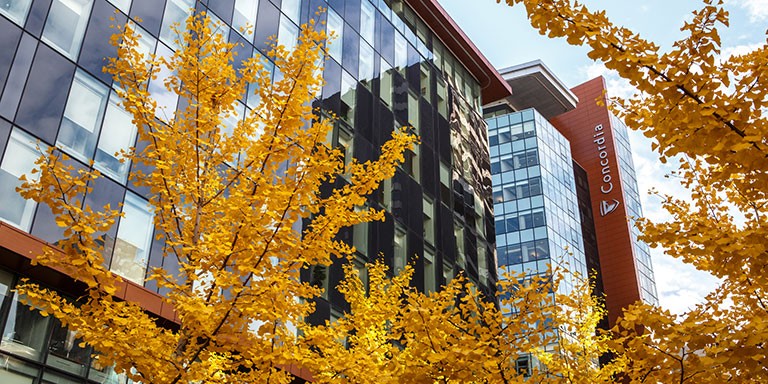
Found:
[0,0,509,382]
[485,61,658,331]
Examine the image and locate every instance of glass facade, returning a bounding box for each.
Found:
[0,0,496,342]
[489,108,587,299]
[610,113,659,305]
[0,268,137,384]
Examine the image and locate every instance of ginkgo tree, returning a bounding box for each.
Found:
[16,11,416,384]
[500,0,768,382]
[13,7,622,384]
[296,260,623,384]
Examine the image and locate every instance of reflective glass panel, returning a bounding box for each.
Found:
[42,0,94,59]
[111,192,153,284]
[0,130,40,231]
[0,0,32,26]
[57,70,109,162]
[94,92,137,182]
[326,8,343,62]
[159,0,194,50]
[233,0,258,40]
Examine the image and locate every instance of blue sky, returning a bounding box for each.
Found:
[438,0,768,314]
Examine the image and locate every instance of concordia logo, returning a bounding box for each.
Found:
[600,199,621,217]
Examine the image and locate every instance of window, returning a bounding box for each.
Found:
[42,0,93,59]
[0,0,32,26]
[420,63,431,102]
[106,0,130,13]
[423,247,435,293]
[454,220,465,268]
[393,226,407,274]
[233,0,259,41]
[1,271,51,361]
[422,197,434,245]
[436,79,447,117]
[57,71,109,162]
[0,130,40,231]
[326,8,343,62]
[339,70,357,124]
[439,162,451,202]
[353,256,368,291]
[353,220,368,257]
[379,59,393,106]
[309,265,329,299]
[358,40,374,86]
[159,0,194,49]
[94,92,137,182]
[110,192,153,284]
[360,0,375,44]
[394,31,406,73]
[246,51,274,109]
[47,320,89,376]
[275,16,299,53]
[402,146,419,182]
[478,245,489,286]
[148,45,178,120]
[281,0,300,23]
[408,91,419,133]
[442,263,453,285]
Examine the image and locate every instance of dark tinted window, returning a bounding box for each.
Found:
[25,0,53,37]
[130,0,166,37]
[207,0,234,24]
[0,33,36,121]
[79,0,125,85]
[253,0,279,52]
[0,17,22,95]
[15,44,75,145]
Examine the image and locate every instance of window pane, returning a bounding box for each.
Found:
[379,58,392,106]
[148,44,178,120]
[0,130,40,230]
[94,92,136,182]
[358,40,374,84]
[394,31,406,73]
[46,320,89,376]
[57,71,108,162]
[281,0,300,23]
[1,292,51,361]
[326,8,343,62]
[393,226,406,273]
[277,15,299,52]
[233,0,258,41]
[106,0,131,14]
[42,0,93,59]
[159,0,194,50]
[0,0,32,26]
[111,192,153,284]
[424,247,435,293]
[360,0,375,44]
[340,71,356,125]
[0,354,38,383]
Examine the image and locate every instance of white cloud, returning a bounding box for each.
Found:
[731,0,768,22]
[579,62,637,101]
[627,120,721,315]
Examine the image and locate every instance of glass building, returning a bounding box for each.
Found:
[485,60,658,327]
[489,108,587,291]
[485,60,659,375]
[0,0,511,382]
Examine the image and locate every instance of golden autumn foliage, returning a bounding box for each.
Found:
[502,0,768,381]
[16,11,417,383]
[12,8,623,384]
[297,260,622,384]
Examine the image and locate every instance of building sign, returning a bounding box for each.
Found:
[593,124,620,216]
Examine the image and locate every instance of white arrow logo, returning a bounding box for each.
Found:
[600,199,621,217]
